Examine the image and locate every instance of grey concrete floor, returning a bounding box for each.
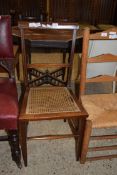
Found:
[0,120,117,175]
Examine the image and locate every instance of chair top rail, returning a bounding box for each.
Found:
[18,23,79,30]
[89,27,117,40]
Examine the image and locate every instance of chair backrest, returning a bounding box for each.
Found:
[0,15,15,78]
[79,27,117,96]
[19,23,79,87]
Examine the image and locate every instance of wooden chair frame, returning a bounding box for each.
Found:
[19,23,88,166]
[79,27,117,163]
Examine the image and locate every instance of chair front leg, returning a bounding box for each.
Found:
[75,117,86,161]
[8,130,22,168]
[19,121,28,167]
[68,117,86,161]
[80,120,92,164]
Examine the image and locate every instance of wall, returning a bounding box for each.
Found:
[49,0,117,24]
[0,0,117,25]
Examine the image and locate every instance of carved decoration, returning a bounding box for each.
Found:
[28,68,66,87]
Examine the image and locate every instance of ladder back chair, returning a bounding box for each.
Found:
[79,27,117,163]
[19,23,88,166]
[0,16,21,168]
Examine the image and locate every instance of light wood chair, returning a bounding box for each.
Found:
[19,23,88,166]
[79,27,117,163]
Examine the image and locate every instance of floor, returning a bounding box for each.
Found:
[0,120,117,175]
[0,53,117,174]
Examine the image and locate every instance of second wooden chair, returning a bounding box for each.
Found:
[79,27,117,163]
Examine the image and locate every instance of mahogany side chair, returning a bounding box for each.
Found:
[79,27,117,163]
[19,23,88,166]
[0,16,21,168]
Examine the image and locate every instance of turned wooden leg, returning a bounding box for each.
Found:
[8,130,22,168]
[19,121,28,167]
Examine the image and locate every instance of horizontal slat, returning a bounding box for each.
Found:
[28,134,79,140]
[87,154,117,161]
[88,54,117,63]
[91,135,117,140]
[19,24,79,30]
[88,145,117,151]
[27,63,71,68]
[86,75,117,83]
[90,28,117,40]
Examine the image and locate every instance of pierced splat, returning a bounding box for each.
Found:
[20,24,78,88]
[27,67,66,87]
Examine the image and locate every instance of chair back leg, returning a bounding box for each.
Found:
[8,130,22,168]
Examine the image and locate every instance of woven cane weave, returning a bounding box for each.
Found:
[26,87,80,114]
